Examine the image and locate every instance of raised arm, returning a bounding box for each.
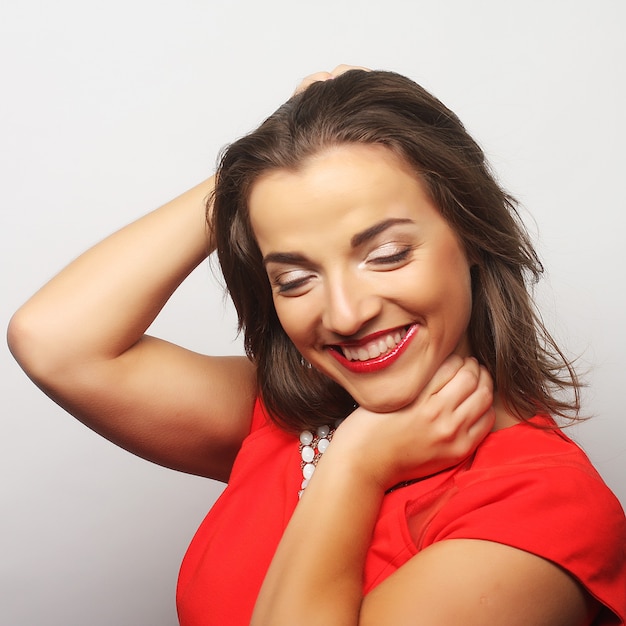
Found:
[7,177,257,481]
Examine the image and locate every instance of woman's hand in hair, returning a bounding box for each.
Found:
[334,355,496,492]
[8,175,257,481]
[293,64,371,94]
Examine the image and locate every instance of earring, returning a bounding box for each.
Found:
[300,356,312,369]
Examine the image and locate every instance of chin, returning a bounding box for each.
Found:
[352,390,419,414]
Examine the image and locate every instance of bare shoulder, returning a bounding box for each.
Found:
[361,539,598,626]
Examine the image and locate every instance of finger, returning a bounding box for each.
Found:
[446,367,495,459]
[455,365,495,429]
[438,357,488,409]
[474,405,497,437]
[450,403,496,462]
[421,354,465,397]
[329,64,372,77]
[293,65,372,96]
[293,71,333,95]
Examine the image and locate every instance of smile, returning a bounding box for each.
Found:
[327,324,419,373]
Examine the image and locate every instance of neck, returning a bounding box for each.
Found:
[491,394,525,431]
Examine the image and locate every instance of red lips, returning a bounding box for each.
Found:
[328,324,419,373]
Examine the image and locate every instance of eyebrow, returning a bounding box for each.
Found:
[350,218,415,248]
[262,218,415,267]
[262,251,310,267]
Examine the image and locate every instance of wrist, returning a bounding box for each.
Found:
[328,411,411,492]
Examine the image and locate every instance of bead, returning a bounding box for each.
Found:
[301,445,315,463]
[302,463,316,480]
[300,430,314,446]
[298,425,335,499]
[317,425,330,438]
[317,438,330,453]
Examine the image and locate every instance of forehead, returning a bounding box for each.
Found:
[251,143,417,199]
[248,144,440,251]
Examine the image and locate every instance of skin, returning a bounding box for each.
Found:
[8,66,598,623]
[252,143,476,416]
[8,178,257,482]
[249,143,596,624]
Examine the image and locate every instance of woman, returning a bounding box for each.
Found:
[8,66,626,624]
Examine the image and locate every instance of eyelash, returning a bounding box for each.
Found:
[271,246,413,294]
[368,246,413,265]
[273,274,314,294]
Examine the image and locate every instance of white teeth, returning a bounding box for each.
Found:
[368,344,381,359]
[341,328,408,362]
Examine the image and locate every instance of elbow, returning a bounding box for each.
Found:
[7,305,59,385]
[7,306,32,368]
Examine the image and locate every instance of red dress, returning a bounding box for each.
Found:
[177,400,626,625]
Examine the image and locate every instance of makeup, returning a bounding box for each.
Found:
[328,324,419,373]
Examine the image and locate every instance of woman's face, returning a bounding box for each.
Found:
[249,144,473,413]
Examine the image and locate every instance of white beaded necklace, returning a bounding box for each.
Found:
[298,423,342,498]
[297,420,420,498]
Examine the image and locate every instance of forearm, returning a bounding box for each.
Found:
[8,177,214,375]
[251,361,496,625]
[251,440,384,626]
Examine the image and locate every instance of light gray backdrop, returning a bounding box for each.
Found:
[2,1,624,624]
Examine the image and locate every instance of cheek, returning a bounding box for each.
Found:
[444,266,473,325]
[453,265,473,315]
[421,251,473,330]
[273,298,315,351]
[439,239,472,300]
[446,270,474,351]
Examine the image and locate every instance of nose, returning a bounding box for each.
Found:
[321,274,382,338]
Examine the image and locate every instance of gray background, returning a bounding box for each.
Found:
[2,1,624,624]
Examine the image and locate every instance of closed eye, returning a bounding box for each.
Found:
[366,244,414,267]
[271,270,317,295]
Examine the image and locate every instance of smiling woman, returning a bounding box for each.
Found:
[8,66,626,625]
[250,145,473,414]
[214,70,577,434]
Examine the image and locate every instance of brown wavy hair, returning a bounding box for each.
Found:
[212,70,581,431]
